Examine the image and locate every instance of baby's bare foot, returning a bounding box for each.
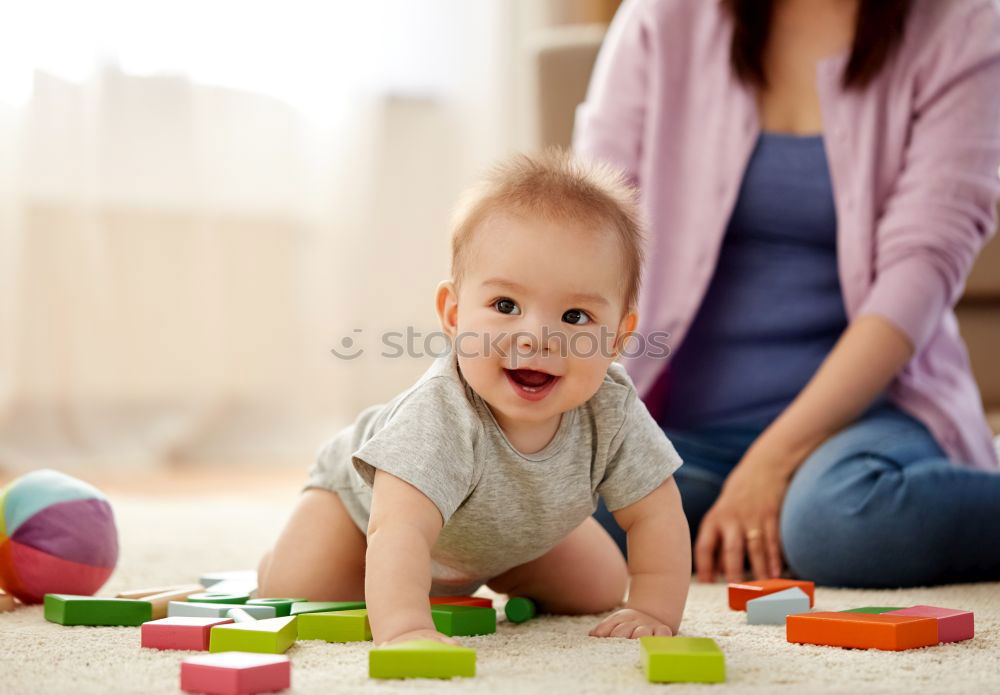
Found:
[382,628,457,646]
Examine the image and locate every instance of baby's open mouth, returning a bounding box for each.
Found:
[504,368,558,395]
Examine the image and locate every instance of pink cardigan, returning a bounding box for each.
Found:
[574,0,1000,469]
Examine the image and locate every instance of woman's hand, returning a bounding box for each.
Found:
[589,608,674,639]
[382,628,457,646]
[694,441,797,583]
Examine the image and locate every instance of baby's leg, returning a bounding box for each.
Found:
[257,488,367,600]
[487,516,628,614]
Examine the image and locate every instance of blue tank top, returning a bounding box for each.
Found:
[658,131,847,429]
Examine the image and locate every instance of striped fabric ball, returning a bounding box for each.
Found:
[0,469,118,604]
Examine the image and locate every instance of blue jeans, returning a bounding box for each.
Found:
[593,402,1000,587]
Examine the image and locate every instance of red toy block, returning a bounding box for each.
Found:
[429,596,493,608]
[884,605,974,643]
[181,652,290,694]
[787,612,938,651]
[728,579,815,611]
[142,617,234,651]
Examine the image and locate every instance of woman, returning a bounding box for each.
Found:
[575,0,1000,587]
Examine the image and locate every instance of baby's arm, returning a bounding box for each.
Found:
[366,469,455,645]
[590,476,691,638]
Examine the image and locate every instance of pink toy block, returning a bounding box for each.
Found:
[884,605,974,643]
[142,617,234,651]
[181,652,290,694]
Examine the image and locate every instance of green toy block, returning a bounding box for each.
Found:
[298,609,371,642]
[840,607,905,614]
[209,616,297,654]
[431,604,496,636]
[44,594,152,627]
[186,592,249,604]
[369,639,475,679]
[640,636,726,684]
[290,600,366,616]
[247,598,307,618]
[504,597,537,624]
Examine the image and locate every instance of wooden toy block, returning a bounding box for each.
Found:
[431,604,496,636]
[728,579,815,611]
[144,585,206,619]
[210,616,298,654]
[187,592,250,605]
[289,600,365,616]
[640,636,726,684]
[430,596,494,608]
[181,652,290,694]
[369,639,475,679]
[504,597,537,624]
[840,607,905,614]
[141,617,233,651]
[44,594,152,626]
[298,609,371,642]
[747,587,810,625]
[884,606,974,643]
[787,612,938,651]
[117,584,193,599]
[247,598,307,618]
[169,601,276,620]
[0,590,15,613]
[227,608,257,623]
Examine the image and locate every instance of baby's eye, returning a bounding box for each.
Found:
[494,298,521,315]
[563,308,591,325]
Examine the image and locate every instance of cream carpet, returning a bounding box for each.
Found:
[1,493,997,694]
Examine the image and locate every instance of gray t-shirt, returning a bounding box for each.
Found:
[306,350,683,585]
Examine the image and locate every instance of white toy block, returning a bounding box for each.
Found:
[198,570,258,596]
[227,607,258,623]
[169,601,275,619]
[747,587,810,625]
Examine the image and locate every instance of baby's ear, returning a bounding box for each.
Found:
[435,280,459,337]
[613,310,639,356]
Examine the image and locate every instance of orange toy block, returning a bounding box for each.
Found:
[429,596,493,608]
[728,579,815,611]
[787,612,938,651]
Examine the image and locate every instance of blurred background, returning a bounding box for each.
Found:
[2,0,998,485]
[0,0,625,478]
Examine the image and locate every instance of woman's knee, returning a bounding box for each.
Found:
[780,450,911,587]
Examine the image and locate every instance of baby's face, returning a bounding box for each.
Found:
[438,212,637,429]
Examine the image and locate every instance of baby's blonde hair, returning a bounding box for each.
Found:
[449,148,644,315]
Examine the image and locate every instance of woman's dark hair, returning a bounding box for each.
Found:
[721,0,913,90]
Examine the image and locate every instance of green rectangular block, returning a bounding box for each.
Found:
[369,639,475,679]
[431,605,496,637]
[640,636,726,684]
[246,598,307,618]
[289,600,365,616]
[840,607,905,614]
[209,616,297,654]
[298,609,371,642]
[44,594,152,627]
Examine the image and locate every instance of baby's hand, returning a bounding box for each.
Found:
[589,608,674,639]
[382,628,458,647]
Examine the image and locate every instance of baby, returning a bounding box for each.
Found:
[258,149,690,645]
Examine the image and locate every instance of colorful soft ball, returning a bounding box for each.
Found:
[0,469,118,604]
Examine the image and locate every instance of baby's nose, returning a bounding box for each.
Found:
[514,326,562,355]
